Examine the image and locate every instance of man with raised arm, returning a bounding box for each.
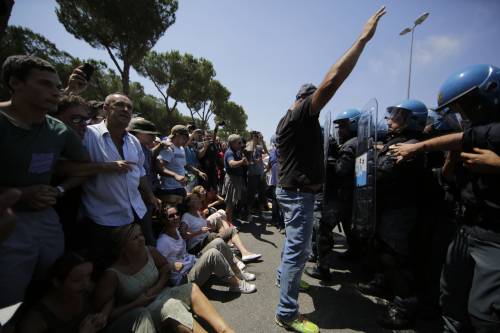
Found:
[274,7,386,333]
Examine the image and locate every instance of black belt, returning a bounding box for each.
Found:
[280,186,318,194]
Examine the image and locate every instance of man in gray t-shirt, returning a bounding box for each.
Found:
[157,125,190,200]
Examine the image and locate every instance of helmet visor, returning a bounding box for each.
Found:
[440,86,483,124]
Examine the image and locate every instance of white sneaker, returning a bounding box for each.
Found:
[236,260,246,271]
[242,253,262,262]
[238,271,256,281]
[229,280,256,294]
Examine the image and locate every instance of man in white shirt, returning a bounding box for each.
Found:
[82,93,160,270]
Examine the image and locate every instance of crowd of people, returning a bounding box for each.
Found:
[0,53,272,333]
[1,5,500,333]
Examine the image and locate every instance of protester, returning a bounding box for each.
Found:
[156,205,256,293]
[0,55,89,308]
[93,224,236,333]
[222,134,248,223]
[128,117,162,246]
[18,252,155,333]
[156,125,190,204]
[180,194,261,262]
[81,93,160,271]
[245,131,267,216]
[274,7,385,332]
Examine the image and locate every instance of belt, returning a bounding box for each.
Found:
[280,186,318,194]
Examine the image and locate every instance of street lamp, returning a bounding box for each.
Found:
[399,12,430,99]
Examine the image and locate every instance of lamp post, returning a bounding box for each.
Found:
[400,12,429,99]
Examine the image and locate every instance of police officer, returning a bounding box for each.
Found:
[305,108,361,281]
[357,100,428,329]
[392,64,500,333]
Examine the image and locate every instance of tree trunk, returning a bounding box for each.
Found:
[165,101,173,133]
[122,61,130,95]
[0,0,15,44]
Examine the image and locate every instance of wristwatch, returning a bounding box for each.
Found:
[56,185,66,197]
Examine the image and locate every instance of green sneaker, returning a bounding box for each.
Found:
[275,314,320,333]
[300,279,310,291]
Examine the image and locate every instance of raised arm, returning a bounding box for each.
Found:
[310,6,386,115]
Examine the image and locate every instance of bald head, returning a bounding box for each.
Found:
[103,93,133,129]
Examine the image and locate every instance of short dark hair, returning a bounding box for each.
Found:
[1,55,57,92]
[48,252,89,285]
[88,100,104,118]
[54,95,89,116]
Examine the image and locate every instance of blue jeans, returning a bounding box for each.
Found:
[275,187,316,321]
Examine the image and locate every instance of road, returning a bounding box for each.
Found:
[201,214,441,333]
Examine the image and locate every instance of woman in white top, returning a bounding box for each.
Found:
[179,194,261,262]
[156,205,256,293]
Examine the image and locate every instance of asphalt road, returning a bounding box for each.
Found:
[200,214,441,333]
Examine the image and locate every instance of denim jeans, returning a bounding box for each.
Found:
[275,187,316,321]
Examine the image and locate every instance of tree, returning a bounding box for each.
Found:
[56,0,178,95]
[215,101,248,139]
[0,0,15,44]
[0,25,74,99]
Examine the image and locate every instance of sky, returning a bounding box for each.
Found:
[9,0,500,139]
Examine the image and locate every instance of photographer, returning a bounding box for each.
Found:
[245,131,268,216]
[222,134,248,223]
[198,122,225,192]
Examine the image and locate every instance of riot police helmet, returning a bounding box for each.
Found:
[436,64,500,125]
[386,99,428,133]
[332,108,362,133]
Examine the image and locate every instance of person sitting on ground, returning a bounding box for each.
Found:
[192,185,225,218]
[180,194,261,262]
[18,252,155,333]
[156,205,256,293]
[93,223,235,333]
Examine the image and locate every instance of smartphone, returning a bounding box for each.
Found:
[81,63,94,81]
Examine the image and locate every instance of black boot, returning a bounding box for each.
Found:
[355,274,393,299]
[304,266,331,281]
[377,303,415,330]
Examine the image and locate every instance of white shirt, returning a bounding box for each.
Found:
[81,121,147,226]
[158,145,186,190]
[181,212,208,250]
[156,231,196,285]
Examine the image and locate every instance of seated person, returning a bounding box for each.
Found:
[180,194,261,262]
[93,224,235,333]
[18,252,155,333]
[191,185,228,231]
[156,205,256,293]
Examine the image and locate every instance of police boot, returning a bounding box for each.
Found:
[376,301,415,330]
[355,273,392,299]
[304,266,331,281]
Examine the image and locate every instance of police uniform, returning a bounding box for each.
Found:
[440,123,500,332]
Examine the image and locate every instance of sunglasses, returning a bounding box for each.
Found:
[70,115,91,124]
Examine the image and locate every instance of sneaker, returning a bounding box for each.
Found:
[236,260,246,271]
[275,314,320,333]
[242,253,262,262]
[238,271,256,281]
[299,279,310,291]
[229,280,256,294]
[304,266,331,281]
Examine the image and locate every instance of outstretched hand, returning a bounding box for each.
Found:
[360,6,386,42]
[389,142,419,163]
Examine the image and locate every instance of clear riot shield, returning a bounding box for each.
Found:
[352,98,378,240]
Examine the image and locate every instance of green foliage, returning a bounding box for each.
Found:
[55,0,178,94]
[0,25,74,99]
[215,101,248,139]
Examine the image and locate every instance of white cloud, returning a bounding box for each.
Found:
[414,35,463,66]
